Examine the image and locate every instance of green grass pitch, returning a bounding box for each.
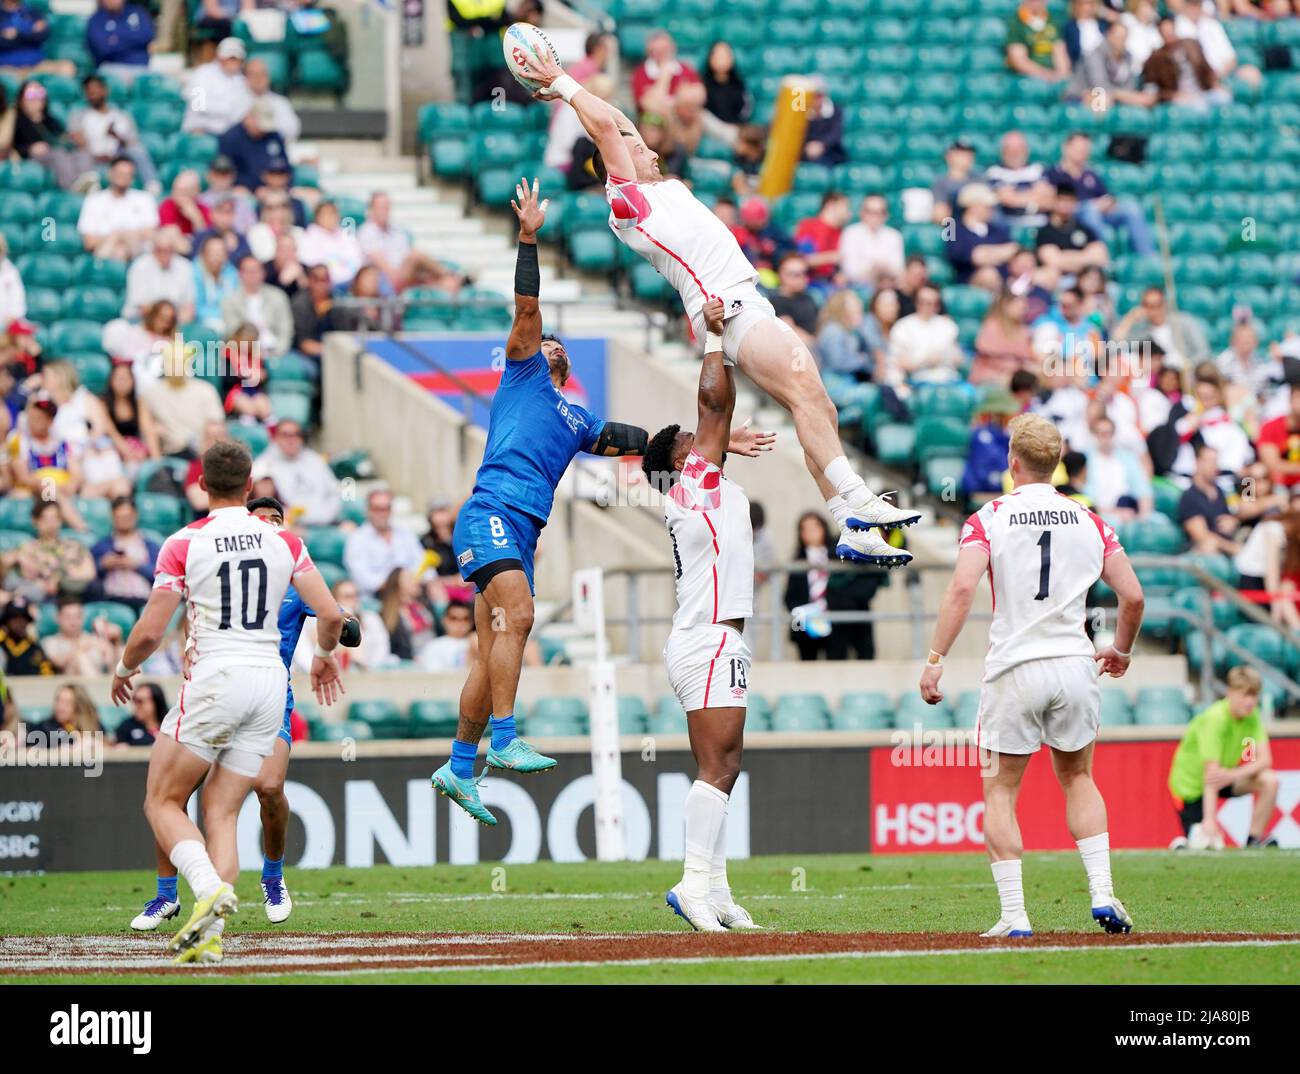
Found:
[2,851,1296,984]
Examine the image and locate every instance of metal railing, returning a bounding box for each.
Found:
[534,554,1300,710]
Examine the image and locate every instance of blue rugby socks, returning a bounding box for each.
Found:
[490,714,517,750]
[157,875,178,902]
[262,856,284,881]
[450,738,478,779]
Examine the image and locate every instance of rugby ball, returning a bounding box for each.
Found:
[502,23,560,95]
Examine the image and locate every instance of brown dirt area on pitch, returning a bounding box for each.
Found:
[8,930,1300,977]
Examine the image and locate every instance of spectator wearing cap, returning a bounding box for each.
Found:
[5,500,95,602]
[86,0,153,82]
[793,191,850,285]
[139,339,225,457]
[157,169,212,251]
[193,192,251,266]
[67,73,157,190]
[930,138,977,225]
[297,201,363,290]
[218,98,291,194]
[245,56,301,147]
[253,419,341,526]
[183,36,252,136]
[344,489,427,598]
[839,193,904,289]
[89,495,158,610]
[730,196,793,274]
[1034,181,1110,277]
[1006,0,1071,81]
[123,226,195,322]
[199,155,257,233]
[983,130,1054,230]
[0,598,53,675]
[947,182,1019,291]
[359,192,463,295]
[221,253,293,356]
[1047,131,1154,257]
[10,394,87,524]
[631,30,701,113]
[77,154,158,261]
[256,160,307,227]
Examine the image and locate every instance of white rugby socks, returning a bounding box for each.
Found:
[709,801,732,906]
[1077,832,1114,902]
[824,456,868,503]
[990,858,1026,920]
[682,780,728,900]
[826,494,850,532]
[170,839,222,902]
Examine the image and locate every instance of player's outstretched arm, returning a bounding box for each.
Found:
[693,298,734,467]
[505,176,548,360]
[919,545,989,705]
[520,51,635,181]
[1096,550,1144,678]
[110,588,181,704]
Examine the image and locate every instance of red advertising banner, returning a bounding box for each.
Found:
[870,737,1300,853]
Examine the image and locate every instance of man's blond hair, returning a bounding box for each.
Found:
[1008,413,1063,479]
[1226,665,1262,696]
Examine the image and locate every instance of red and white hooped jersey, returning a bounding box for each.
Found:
[605,173,758,322]
[665,449,754,631]
[959,483,1122,682]
[154,505,316,671]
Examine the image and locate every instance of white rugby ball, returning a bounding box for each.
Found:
[502,22,560,95]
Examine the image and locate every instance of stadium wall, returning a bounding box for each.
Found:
[6,731,1297,871]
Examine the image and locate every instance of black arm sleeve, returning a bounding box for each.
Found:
[592,421,649,457]
[514,239,540,298]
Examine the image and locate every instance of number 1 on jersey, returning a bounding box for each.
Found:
[1035,530,1051,601]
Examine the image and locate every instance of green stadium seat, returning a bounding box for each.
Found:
[895,693,954,730]
[269,392,312,428]
[617,695,648,735]
[227,420,270,456]
[314,720,374,743]
[1133,687,1191,727]
[952,690,981,729]
[569,229,617,273]
[74,496,113,538]
[0,528,31,551]
[62,287,122,322]
[349,699,408,739]
[924,455,966,499]
[83,257,128,292]
[649,696,688,734]
[82,600,138,636]
[1224,623,1292,674]
[409,699,457,738]
[913,416,970,463]
[0,160,51,193]
[832,691,893,731]
[15,252,73,290]
[770,693,830,732]
[303,526,346,567]
[46,319,104,355]
[136,492,186,534]
[295,49,347,95]
[1098,689,1133,726]
[873,422,916,467]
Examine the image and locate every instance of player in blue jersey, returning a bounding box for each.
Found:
[129,496,360,931]
[432,178,773,826]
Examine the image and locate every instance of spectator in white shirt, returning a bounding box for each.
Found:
[181,36,251,136]
[838,194,904,288]
[297,200,364,289]
[357,192,463,295]
[1171,363,1255,479]
[887,284,963,385]
[123,226,195,322]
[344,488,426,597]
[0,234,25,327]
[66,73,157,191]
[77,155,158,261]
[1175,1,1260,89]
[1122,0,1162,69]
[415,599,475,673]
[221,253,293,356]
[1085,414,1153,520]
[244,56,300,146]
[252,419,341,526]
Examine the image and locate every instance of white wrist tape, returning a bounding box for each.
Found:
[552,74,581,103]
[115,659,138,678]
[704,331,723,354]
[314,643,335,659]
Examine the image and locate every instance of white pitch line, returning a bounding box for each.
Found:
[230,937,1300,979]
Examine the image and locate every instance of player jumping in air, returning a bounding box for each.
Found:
[111,441,346,964]
[919,413,1144,938]
[129,495,361,934]
[643,297,761,932]
[432,178,770,826]
[518,49,916,569]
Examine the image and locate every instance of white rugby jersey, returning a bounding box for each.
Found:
[959,483,1121,682]
[665,449,754,630]
[154,506,316,670]
[605,174,758,322]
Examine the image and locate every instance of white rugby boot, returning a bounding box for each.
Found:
[666,884,726,932]
[981,913,1034,938]
[130,896,181,931]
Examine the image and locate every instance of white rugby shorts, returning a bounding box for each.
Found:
[976,655,1101,755]
[158,663,289,777]
[689,283,781,367]
[664,623,751,712]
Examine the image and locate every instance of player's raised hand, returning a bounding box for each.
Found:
[919,663,944,705]
[511,177,549,238]
[1093,645,1131,678]
[311,652,346,706]
[727,417,777,458]
[702,296,726,336]
[520,48,564,90]
[110,668,138,706]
